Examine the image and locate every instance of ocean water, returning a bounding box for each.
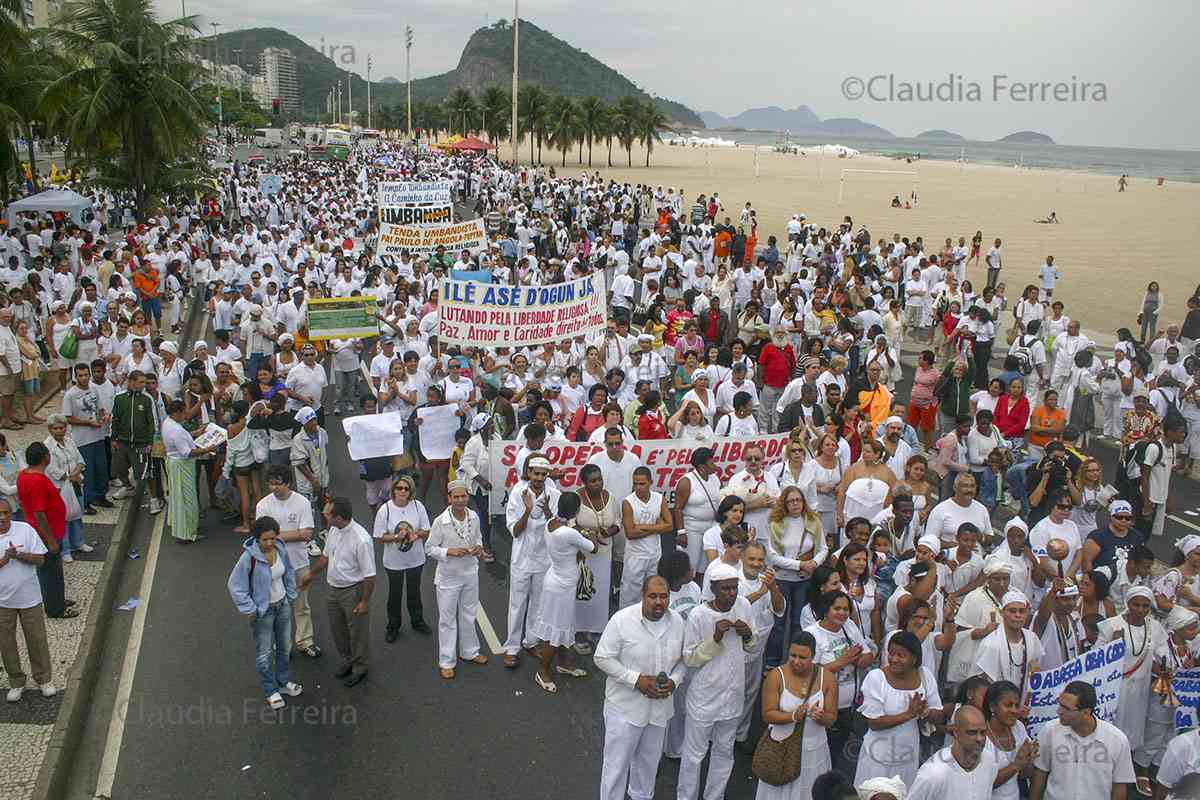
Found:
[707,130,1200,183]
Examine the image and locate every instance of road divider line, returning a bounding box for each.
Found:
[1170,514,1200,533]
[94,511,165,800]
[476,603,503,655]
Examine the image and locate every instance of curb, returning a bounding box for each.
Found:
[30,492,140,800]
[29,290,206,800]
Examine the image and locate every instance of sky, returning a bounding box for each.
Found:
[162,0,1195,151]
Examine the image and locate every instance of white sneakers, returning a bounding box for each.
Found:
[77,544,94,553]
[62,553,73,563]
[109,487,134,500]
[267,683,302,709]
[148,499,164,515]
[5,684,57,702]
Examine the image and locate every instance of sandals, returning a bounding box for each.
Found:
[462,654,488,665]
[534,672,558,694]
[439,668,456,680]
[555,665,588,678]
[1135,777,1153,796]
[503,654,518,669]
[54,608,81,619]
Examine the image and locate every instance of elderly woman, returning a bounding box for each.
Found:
[71,301,101,367]
[117,337,158,388]
[44,414,87,559]
[15,320,45,425]
[162,399,217,543]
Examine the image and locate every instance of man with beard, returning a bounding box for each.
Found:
[880,415,913,481]
[502,456,559,669]
[595,576,685,800]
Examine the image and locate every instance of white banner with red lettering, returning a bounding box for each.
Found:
[486,433,791,514]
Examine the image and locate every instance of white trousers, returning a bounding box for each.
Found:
[436,581,481,670]
[677,716,738,800]
[600,707,667,800]
[736,652,766,742]
[664,671,691,758]
[1101,391,1124,437]
[504,567,545,655]
[620,555,660,610]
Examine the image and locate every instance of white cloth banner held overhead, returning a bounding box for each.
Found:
[1025,638,1125,738]
[438,274,608,349]
[377,180,454,207]
[416,404,461,461]
[486,432,790,514]
[342,412,406,460]
[373,219,488,265]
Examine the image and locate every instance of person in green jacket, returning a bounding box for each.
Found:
[938,357,975,431]
[110,370,156,504]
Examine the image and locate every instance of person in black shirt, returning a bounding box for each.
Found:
[1080,499,1147,572]
[1025,440,1082,525]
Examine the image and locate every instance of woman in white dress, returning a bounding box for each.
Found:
[1094,586,1166,756]
[671,448,723,578]
[836,439,895,537]
[754,631,837,800]
[854,630,945,789]
[983,680,1036,800]
[532,493,600,694]
[810,434,843,540]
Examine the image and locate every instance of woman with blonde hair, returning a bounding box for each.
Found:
[763,485,827,668]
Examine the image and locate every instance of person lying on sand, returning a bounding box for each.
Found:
[1034,211,1060,223]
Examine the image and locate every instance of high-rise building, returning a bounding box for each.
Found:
[258,47,299,115]
[21,0,63,27]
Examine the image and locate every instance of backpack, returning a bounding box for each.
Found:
[1012,336,1035,376]
[1114,438,1164,498]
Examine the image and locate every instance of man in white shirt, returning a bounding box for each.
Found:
[285,345,328,416]
[595,575,685,800]
[256,466,318,658]
[907,705,1000,800]
[677,563,755,800]
[1157,725,1200,799]
[0,498,55,702]
[924,473,993,548]
[985,238,1003,291]
[1038,255,1060,303]
[723,444,780,541]
[1030,680,1135,800]
[503,457,559,667]
[299,497,375,687]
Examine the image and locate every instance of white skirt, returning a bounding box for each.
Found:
[532,585,577,647]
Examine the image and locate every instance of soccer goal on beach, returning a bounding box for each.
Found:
[838,169,920,205]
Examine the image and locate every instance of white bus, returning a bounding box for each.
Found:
[253,128,284,148]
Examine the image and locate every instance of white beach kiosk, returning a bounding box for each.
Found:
[5,188,95,226]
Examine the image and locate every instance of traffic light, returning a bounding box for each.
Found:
[272,98,280,114]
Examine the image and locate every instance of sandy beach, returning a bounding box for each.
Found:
[512,141,1200,345]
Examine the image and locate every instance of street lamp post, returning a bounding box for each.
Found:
[231,49,243,102]
[367,55,373,130]
[510,2,518,164]
[347,69,353,129]
[405,25,413,140]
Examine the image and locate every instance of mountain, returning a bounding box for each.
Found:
[699,105,820,131]
[697,105,894,137]
[998,131,1055,144]
[916,129,964,141]
[210,23,704,127]
[379,76,401,85]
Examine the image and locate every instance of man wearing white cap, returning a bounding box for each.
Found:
[1031,578,1086,671]
[1094,585,1165,756]
[289,407,329,512]
[502,455,559,668]
[241,303,276,379]
[425,480,486,680]
[973,589,1043,695]
[947,553,1011,686]
[677,561,755,800]
[880,415,913,481]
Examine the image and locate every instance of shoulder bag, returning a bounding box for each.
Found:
[751,666,820,786]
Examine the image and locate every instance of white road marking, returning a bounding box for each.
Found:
[476,603,503,655]
[94,511,166,800]
[1170,515,1200,533]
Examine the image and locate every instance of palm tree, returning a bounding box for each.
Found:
[577,96,605,167]
[517,84,548,164]
[444,88,476,135]
[479,85,510,144]
[545,94,579,168]
[636,100,669,167]
[614,95,640,168]
[42,0,206,215]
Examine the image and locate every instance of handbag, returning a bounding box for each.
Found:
[751,666,820,786]
[59,331,79,360]
[575,558,596,601]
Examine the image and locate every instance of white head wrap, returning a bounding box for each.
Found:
[707,562,740,583]
[916,534,941,555]
[857,776,907,800]
[1179,535,1200,557]
[983,554,1014,576]
[1001,589,1029,608]
[1166,605,1199,632]
[1126,585,1154,604]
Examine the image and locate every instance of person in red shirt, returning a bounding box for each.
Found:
[757,328,795,434]
[16,442,76,618]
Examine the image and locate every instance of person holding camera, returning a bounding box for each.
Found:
[1025,441,1082,526]
[372,476,432,643]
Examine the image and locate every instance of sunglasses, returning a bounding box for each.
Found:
[1055,503,1073,510]
[1112,514,1133,521]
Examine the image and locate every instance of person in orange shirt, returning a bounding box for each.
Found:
[858,362,894,430]
[1027,388,1067,457]
[131,262,161,332]
[713,229,732,263]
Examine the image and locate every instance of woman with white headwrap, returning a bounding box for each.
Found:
[1153,535,1200,613]
[855,775,906,800]
[1094,585,1166,755]
[974,590,1043,697]
[1135,604,1200,793]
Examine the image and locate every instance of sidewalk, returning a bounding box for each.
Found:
[0,325,184,800]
